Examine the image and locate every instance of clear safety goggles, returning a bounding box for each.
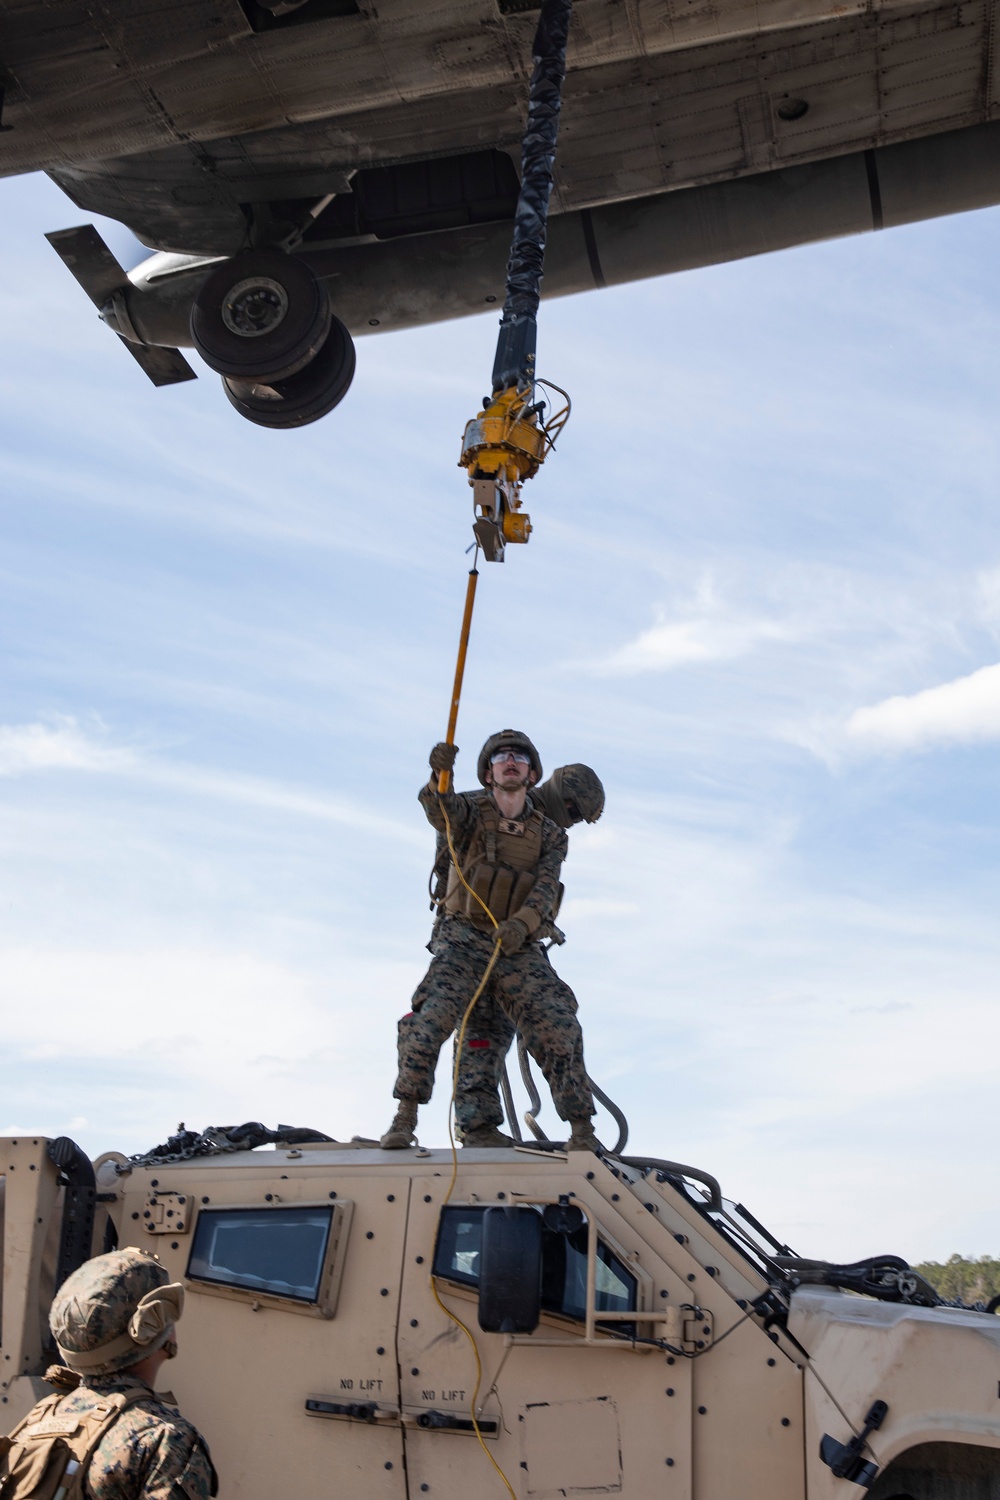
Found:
[491,750,530,765]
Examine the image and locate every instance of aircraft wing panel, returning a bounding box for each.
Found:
[0,0,983,179]
[44,76,526,256]
[42,0,999,263]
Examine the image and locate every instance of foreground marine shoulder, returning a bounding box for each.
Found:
[89,1403,217,1500]
[69,1380,217,1500]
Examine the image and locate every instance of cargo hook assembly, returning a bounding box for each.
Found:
[459,0,573,562]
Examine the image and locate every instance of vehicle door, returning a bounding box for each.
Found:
[396,1159,695,1499]
[115,1159,411,1500]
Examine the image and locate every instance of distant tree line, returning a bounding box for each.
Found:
[915,1254,1000,1306]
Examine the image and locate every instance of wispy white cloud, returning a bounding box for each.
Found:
[845,660,1000,752]
[591,576,796,675]
[0,716,420,842]
[0,715,137,776]
[149,761,422,842]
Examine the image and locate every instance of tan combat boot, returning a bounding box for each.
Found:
[567,1119,601,1153]
[380,1100,417,1149]
[460,1126,514,1148]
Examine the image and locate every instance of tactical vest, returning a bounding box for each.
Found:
[0,1384,153,1500]
[443,798,558,931]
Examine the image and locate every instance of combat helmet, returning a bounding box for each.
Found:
[477,729,542,787]
[550,763,605,824]
[50,1247,184,1376]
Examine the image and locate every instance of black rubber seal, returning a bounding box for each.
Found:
[581,208,606,288]
[864,149,884,231]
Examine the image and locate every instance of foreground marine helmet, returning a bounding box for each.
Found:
[546,764,605,825]
[477,729,543,787]
[50,1247,184,1376]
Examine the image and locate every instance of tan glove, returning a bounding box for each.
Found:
[429,742,458,775]
[495,917,529,956]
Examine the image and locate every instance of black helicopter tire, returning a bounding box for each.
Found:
[222,314,356,429]
[190,250,332,382]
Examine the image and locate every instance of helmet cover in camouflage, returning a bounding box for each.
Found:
[477,729,543,787]
[551,764,604,824]
[50,1247,184,1376]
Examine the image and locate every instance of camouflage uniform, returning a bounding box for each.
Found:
[55,1374,215,1500]
[34,1248,217,1500]
[395,781,594,1129]
[434,766,605,1133]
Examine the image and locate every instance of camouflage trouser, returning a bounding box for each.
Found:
[394,923,594,1131]
[451,995,516,1132]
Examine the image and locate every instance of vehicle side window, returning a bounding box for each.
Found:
[188,1206,334,1302]
[434,1204,484,1288]
[433,1206,637,1324]
[541,1222,637,1322]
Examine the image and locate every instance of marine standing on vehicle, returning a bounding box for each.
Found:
[446,761,606,1145]
[381,729,599,1151]
[0,1247,216,1500]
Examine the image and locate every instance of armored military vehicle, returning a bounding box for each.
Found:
[2,1126,999,1499]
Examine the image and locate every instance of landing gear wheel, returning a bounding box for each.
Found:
[190,250,331,381]
[222,314,356,429]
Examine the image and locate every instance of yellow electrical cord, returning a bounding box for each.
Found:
[426,789,517,1500]
[428,1278,515,1500]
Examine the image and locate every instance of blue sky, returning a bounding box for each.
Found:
[2,167,998,1264]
